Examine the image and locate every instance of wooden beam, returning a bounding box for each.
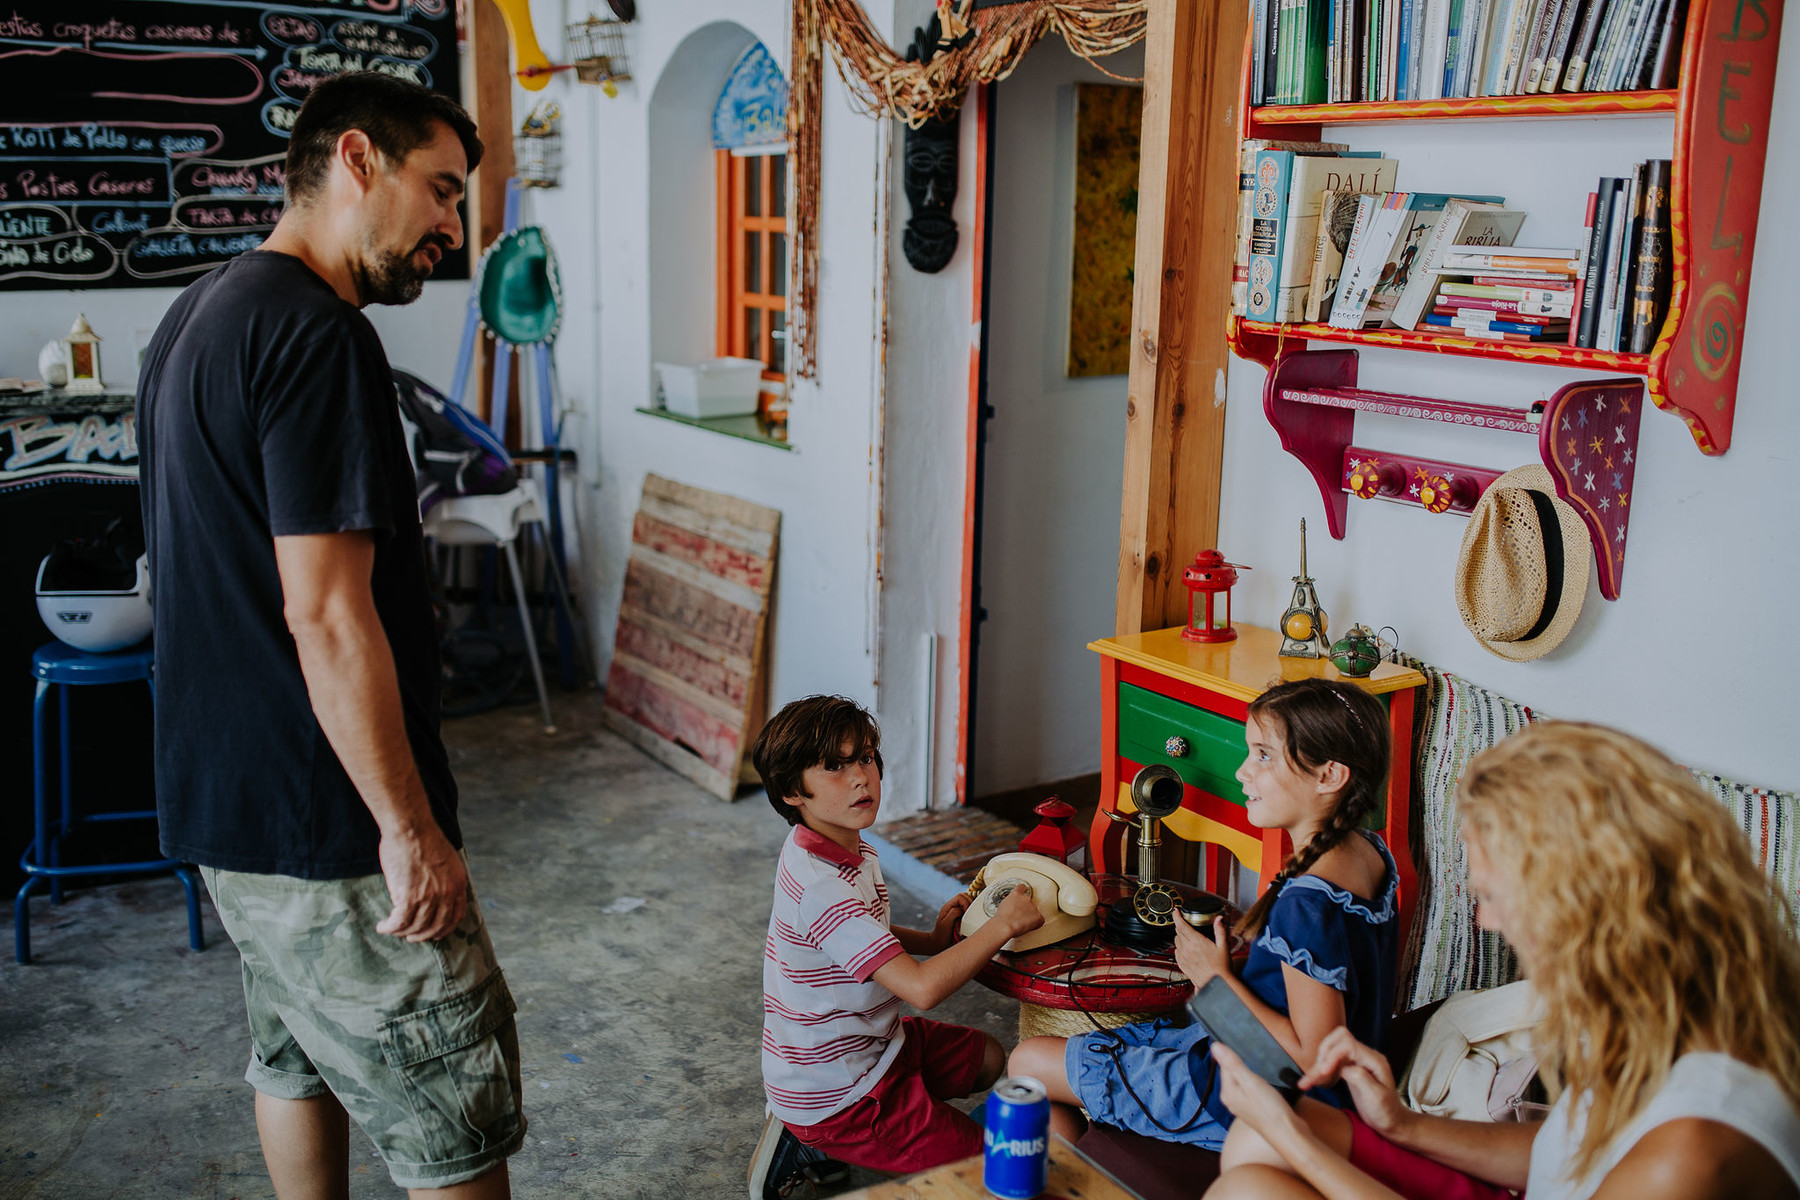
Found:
[467,0,519,439]
[1114,0,1247,635]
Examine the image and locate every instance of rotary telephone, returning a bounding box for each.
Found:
[960,852,1100,952]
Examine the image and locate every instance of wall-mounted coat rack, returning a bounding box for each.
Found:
[1264,350,1642,599]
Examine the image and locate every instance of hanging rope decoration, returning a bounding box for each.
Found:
[787,0,1147,378]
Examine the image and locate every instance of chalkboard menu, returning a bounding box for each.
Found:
[0,1,467,291]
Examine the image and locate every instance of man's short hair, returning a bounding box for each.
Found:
[751,695,884,826]
[285,72,483,203]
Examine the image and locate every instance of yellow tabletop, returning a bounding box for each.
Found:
[1088,624,1426,705]
[834,1135,1145,1198]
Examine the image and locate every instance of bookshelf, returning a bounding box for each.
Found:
[1226,0,1784,457]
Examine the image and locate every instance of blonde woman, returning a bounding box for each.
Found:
[1203,722,1800,1200]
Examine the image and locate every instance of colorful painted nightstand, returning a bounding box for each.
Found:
[1087,624,1425,941]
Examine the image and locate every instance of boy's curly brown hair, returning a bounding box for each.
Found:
[751,695,884,826]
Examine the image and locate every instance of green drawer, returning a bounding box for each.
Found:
[1118,683,1247,806]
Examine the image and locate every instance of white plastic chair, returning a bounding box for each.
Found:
[421,478,559,734]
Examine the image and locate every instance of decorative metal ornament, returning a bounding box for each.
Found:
[1279,518,1330,659]
[1329,624,1382,678]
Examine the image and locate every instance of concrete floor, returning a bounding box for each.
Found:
[1,694,1020,1199]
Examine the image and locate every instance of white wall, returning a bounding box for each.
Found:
[1216,18,1800,790]
[971,39,1141,796]
[0,282,469,395]
[524,2,891,728]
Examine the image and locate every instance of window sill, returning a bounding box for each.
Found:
[635,405,793,450]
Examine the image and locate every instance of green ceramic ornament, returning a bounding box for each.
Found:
[1329,624,1382,678]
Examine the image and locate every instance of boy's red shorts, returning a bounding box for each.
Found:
[786,1016,988,1174]
[1345,1111,1521,1200]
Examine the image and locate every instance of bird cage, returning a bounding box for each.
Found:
[567,15,631,91]
[514,101,563,188]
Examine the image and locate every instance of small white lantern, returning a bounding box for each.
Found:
[63,314,103,394]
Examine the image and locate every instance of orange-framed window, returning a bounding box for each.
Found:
[716,149,788,388]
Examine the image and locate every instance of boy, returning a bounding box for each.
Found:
[747,695,1043,1197]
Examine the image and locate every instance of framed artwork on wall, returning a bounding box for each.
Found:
[1068,82,1142,378]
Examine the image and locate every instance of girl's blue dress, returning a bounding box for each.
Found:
[1064,830,1399,1147]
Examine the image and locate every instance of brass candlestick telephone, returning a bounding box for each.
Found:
[1103,764,1188,948]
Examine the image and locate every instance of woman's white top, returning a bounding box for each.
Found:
[1527,1052,1800,1200]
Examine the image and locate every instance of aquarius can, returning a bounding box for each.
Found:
[983,1075,1049,1198]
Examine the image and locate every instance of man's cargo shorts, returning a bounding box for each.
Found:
[200,864,526,1189]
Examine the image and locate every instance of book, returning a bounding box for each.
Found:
[1308,188,1380,322]
[1234,140,1349,314]
[1523,0,1569,89]
[1443,0,1467,93]
[1441,249,1581,272]
[1562,0,1612,89]
[1595,177,1632,349]
[1438,314,1571,336]
[1541,0,1589,89]
[1273,155,1400,321]
[1620,0,1671,87]
[1419,0,1452,97]
[1575,177,1619,345]
[1498,0,1541,92]
[1628,158,1672,353]
[1568,188,1597,342]
[1434,304,1571,322]
[1253,0,1271,103]
[1422,315,1538,341]
[1456,268,1581,283]
[1390,199,1525,329]
[1648,0,1686,87]
[1362,192,1506,326]
[1593,0,1645,88]
[1434,294,1576,316]
[1442,279,1580,304]
[1614,161,1648,347]
[1330,194,1393,326]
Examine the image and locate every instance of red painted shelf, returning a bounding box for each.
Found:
[1250,90,1679,126]
[1233,318,1651,374]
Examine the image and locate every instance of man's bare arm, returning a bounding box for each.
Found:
[273,531,465,941]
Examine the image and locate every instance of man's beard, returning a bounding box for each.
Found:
[356,236,444,306]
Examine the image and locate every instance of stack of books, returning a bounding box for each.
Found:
[1424,250,1578,341]
[1324,190,1505,328]
[1251,0,1686,104]
[1574,160,1672,351]
[1236,142,1400,323]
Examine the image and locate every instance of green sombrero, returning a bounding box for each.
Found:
[476,225,562,346]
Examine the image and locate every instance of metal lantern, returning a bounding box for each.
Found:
[1181,550,1247,643]
[1279,518,1330,659]
[63,313,103,394]
[1018,796,1087,873]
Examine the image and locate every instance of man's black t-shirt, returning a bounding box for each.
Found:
[137,251,460,877]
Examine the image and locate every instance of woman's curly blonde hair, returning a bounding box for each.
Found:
[1457,722,1800,1180]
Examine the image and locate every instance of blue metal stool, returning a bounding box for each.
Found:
[14,642,204,964]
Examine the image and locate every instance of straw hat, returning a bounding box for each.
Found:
[1454,464,1589,662]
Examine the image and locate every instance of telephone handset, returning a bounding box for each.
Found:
[960,852,1100,952]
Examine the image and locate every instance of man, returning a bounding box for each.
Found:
[136,73,522,1198]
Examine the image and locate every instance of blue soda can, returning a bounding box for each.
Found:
[983,1075,1050,1198]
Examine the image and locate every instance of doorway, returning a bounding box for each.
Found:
[966,37,1144,826]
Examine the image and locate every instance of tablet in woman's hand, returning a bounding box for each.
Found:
[1187,976,1305,1104]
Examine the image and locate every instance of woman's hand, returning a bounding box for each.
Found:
[1212,1042,1307,1141]
[1173,910,1234,989]
[930,892,973,953]
[1301,1027,1411,1138]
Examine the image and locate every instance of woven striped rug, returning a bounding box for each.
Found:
[1395,657,1799,1011]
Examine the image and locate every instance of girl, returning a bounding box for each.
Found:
[1007,677,1401,1147]
[1205,722,1800,1200]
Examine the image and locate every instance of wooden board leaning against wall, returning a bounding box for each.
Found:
[1116,0,1251,635]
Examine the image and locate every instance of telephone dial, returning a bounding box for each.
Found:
[960,852,1100,952]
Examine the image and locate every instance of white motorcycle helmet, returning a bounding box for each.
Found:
[36,525,153,653]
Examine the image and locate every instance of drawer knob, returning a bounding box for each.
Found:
[1164,736,1190,759]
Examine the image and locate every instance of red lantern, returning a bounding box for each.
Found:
[1181,550,1247,643]
[1019,796,1087,873]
